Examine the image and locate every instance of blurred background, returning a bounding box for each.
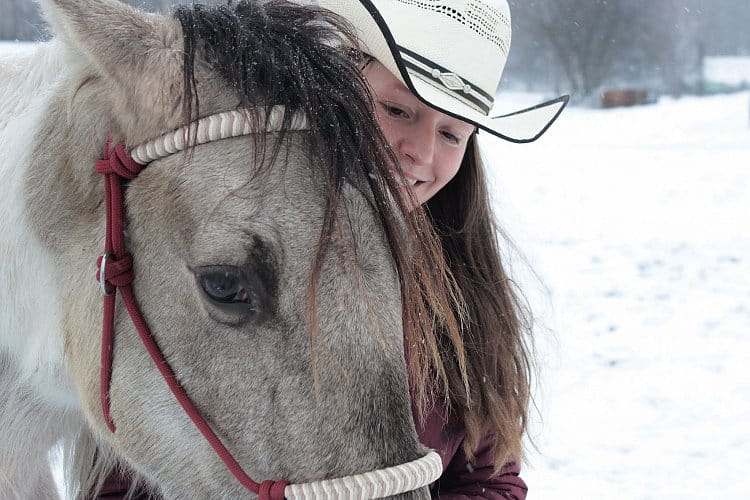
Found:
[505,0,750,102]
[3,0,750,103]
[2,1,748,499]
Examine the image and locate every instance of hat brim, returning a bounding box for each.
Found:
[323,0,569,143]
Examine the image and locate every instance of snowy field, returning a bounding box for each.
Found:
[2,38,749,498]
[483,91,750,499]
[706,56,750,86]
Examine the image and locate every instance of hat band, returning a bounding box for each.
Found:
[398,46,494,115]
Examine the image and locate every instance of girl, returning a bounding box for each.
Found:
[317,0,568,497]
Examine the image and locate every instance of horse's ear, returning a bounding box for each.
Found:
[38,0,183,118]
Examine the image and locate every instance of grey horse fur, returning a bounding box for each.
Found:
[0,0,430,498]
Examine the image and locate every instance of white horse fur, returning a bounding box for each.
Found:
[0,0,430,498]
[0,39,79,499]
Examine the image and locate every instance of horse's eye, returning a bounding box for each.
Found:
[193,264,273,325]
[197,267,254,307]
[200,269,241,302]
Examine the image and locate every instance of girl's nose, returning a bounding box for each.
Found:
[398,125,435,167]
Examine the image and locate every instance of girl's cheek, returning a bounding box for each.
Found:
[435,150,464,185]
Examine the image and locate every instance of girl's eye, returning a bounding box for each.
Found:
[383,103,408,119]
[441,131,460,144]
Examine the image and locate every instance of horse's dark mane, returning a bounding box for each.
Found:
[174,0,385,180]
[174,0,470,437]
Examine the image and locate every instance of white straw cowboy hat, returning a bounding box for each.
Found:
[315,0,569,143]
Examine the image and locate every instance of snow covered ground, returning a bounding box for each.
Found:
[3,38,749,498]
[706,56,750,86]
[482,91,750,499]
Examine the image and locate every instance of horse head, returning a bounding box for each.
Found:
[3,0,441,497]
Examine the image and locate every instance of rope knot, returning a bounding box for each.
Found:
[96,142,143,180]
[96,253,134,294]
[258,480,288,500]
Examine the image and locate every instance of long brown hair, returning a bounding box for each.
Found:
[425,135,534,469]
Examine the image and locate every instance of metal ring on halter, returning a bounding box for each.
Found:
[99,252,114,296]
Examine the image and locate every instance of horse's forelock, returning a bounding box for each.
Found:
[174,0,390,177]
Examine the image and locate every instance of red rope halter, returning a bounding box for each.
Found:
[95,139,288,499]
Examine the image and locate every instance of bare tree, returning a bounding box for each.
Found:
[632,0,685,96]
[522,0,641,97]
[508,0,750,97]
[6,0,750,99]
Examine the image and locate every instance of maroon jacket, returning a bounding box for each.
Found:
[415,400,527,499]
[97,400,526,499]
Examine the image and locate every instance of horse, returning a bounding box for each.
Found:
[0,0,449,497]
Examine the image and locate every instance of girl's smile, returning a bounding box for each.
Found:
[363,61,476,206]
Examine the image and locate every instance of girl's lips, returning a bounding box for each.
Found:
[387,166,425,189]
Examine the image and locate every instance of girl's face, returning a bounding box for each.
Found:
[363,61,476,206]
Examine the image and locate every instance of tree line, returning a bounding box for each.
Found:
[3,0,749,99]
[506,0,750,99]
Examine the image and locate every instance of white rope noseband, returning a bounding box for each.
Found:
[127,107,443,497]
[286,451,442,499]
[130,106,308,165]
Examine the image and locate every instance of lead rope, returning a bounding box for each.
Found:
[95,139,288,499]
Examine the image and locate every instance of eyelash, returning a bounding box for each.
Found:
[381,103,462,144]
[384,104,408,119]
[441,131,460,144]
